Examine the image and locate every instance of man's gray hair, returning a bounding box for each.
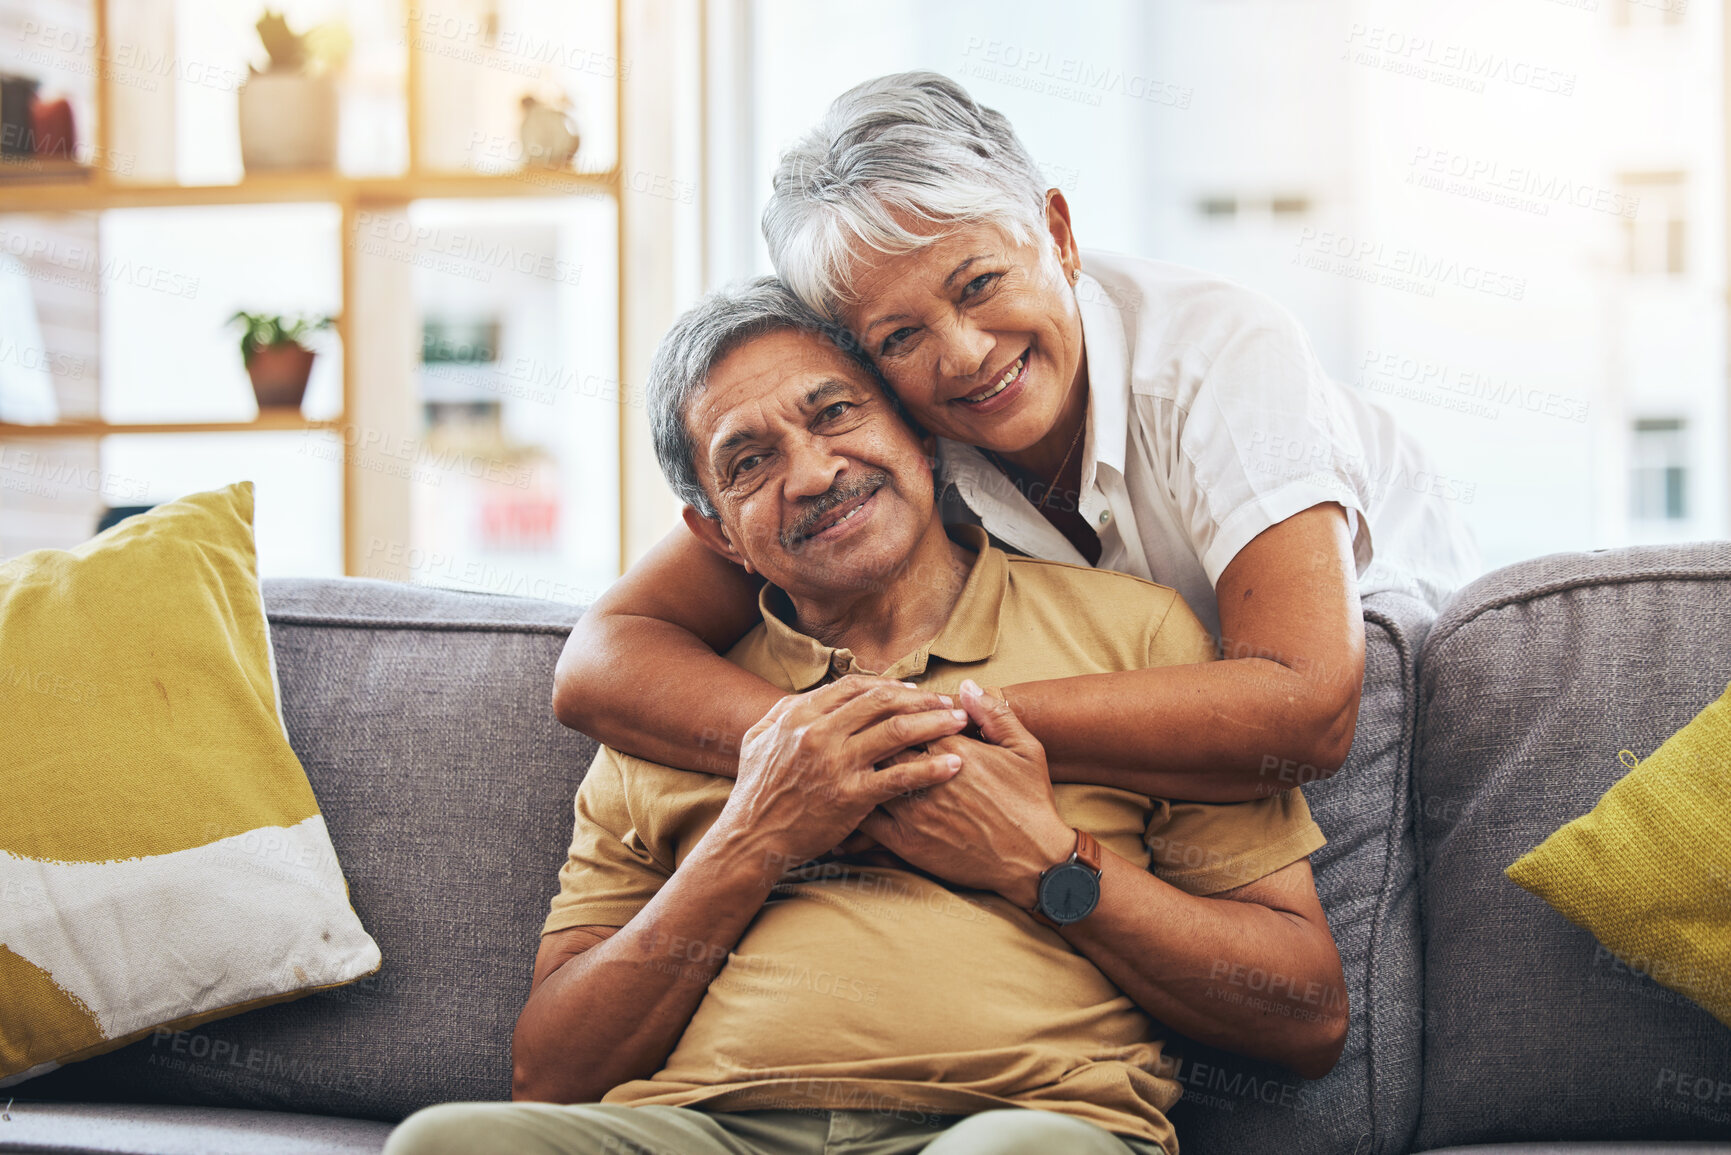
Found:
[646,276,876,519]
[763,71,1049,318]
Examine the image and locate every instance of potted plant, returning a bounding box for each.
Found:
[228,311,333,410]
[237,11,350,172]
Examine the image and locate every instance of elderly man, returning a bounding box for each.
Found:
[384,279,1347,1155]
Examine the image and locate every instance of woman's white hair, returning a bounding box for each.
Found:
[764,71,1051,319]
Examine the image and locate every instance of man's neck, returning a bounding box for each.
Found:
[786,521,974,674]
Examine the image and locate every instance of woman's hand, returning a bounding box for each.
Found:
[860,681,1073,906]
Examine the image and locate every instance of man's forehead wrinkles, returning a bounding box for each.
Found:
[709,372,860,441]
[803,378,857,407]
[700,380,820,467]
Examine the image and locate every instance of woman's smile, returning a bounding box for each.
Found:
[953,349,1030,413]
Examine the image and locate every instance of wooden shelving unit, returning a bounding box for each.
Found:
[0,157,96,185]
[0,169,619,214]
[0,0,628,576]
[0,414,340,439]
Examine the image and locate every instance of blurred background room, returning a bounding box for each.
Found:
[0,0,1722,598]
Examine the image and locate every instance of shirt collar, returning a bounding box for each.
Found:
[756,524,1006,689]
[1074,265,1131,484]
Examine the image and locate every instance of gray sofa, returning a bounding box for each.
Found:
[4,544,1730,1155]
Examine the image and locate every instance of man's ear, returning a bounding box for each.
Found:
[682,504,756,575]
[1045,188,1082,283]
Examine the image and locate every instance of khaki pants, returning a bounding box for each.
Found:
[383,1102,1164,1155]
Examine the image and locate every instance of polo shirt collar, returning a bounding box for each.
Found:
[756,524,1006,689]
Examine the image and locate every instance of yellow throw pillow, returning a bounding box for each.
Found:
[0,482,380,1086]
[1506,682,1731,1028]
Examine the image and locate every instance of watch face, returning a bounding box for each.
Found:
[1038,862,1100,924]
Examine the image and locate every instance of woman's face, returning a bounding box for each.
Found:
[838,192,1085,455]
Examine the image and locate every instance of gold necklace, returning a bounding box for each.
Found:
[987,416,1085,512]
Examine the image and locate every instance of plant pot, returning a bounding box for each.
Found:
[238,71,338,172]
[246,343,316,410]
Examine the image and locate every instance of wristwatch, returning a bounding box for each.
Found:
[1031,828,1103,928]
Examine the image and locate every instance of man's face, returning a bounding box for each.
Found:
[686,327,938,600]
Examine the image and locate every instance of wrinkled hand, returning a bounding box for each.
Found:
[859,680,1074,907]
[716,675,969,872]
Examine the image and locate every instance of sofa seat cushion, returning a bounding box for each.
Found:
[1163,591,1434,1155]
[0,1101,392,1154]
[1413,544,1731,1151]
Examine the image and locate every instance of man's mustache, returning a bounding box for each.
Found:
[780,473,889,549]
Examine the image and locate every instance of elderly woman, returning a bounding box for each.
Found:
[556,72,1478,800]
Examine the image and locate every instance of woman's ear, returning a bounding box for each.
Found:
[1044,188,1082,284]
[682,504,755,575]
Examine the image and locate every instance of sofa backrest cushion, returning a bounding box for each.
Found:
[19,578,596,1122]
[1411,544,1731,1150]
[1165,590,1433,1155]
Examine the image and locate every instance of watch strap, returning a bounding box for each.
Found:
[1073,828,1104,874]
